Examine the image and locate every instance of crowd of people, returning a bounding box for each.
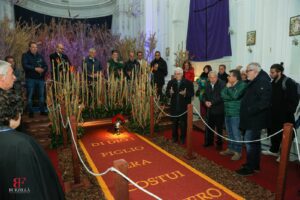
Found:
[169,62,299,176]
[0,41,299,200]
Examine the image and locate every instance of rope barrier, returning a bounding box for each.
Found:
[58,106,161,200]
[293,128,300,163]
[193,106,284,143]
[153,99,188,118]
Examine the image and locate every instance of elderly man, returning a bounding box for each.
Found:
[50,43,71,81]
[22,41,48,118]
[202,71,225,150]
[237,62,272,176]
[166,67,194,144]
[83,48,102,80]
[0,60,64,199]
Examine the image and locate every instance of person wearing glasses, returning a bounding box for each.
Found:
[150,51,168,97]
[237,62,272,176]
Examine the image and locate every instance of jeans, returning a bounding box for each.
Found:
[244,129,261,170]
[225,116,242,153]
[26,79,45,113]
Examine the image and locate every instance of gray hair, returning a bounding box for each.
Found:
[0,60,11,75]
[89,48,96,53]
[208,71,218,77]
[247,62,261,72]
[174,67,183,75]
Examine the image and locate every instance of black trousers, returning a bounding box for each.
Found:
[268,125,283,154]
[172,114,187,144]
[205,113,224,146]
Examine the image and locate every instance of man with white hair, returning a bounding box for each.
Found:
[237,62,272,176]
[0,60,65,199]
[202,71,225,150]
[166,67,194,144]
[83,48,102,80]
[0,60,16,90]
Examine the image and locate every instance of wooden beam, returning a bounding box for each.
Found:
[113,159,129,200]
[275,123,294,200]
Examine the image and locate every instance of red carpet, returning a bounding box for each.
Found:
[163,129,300,200]
[47,149,64,191]
[80,127,244,200]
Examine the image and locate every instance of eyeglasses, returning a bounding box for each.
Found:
[246,69,254,73]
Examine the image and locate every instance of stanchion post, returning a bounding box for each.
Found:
[64,115,90,193]
[113,159,129,200]
[275,123,294,200]
[184,104,196,160]
[60,102,68,148]
[150,96,154,137]
[70,115,81,184]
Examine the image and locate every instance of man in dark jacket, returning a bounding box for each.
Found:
[237,62,272,176]
[202,71,225,150]
[150,51,168,97]
[124,51,140,80]
[22,41,48,118]
[83,48,102,81]
[261,63,298,159]
[166,67,194,144]
[218,64,228,83]
[0,60,64,200]
[49,43,71,81]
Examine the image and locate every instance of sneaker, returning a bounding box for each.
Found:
[261,150,279,157]
[220,149,234,156]
[231,152,241,161]
[236,167,254,176]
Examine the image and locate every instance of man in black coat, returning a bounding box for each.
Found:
[218,64,228,83]
[261,63,299,159]
[49,43,71,81]
[22,41,48,118]
[202,71,225,150]
[0,60,64,200]
[83,48,102,81]
[237,62,272,176]
[124,51,140,80]
[166,67,194,144]
[150,51,168,97]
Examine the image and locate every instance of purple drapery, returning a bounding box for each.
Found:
[186,0,231,61]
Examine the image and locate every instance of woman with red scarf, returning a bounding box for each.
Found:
[182,60,195,82]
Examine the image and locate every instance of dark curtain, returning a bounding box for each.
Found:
[14,5,112,28]
[186,0,231,61]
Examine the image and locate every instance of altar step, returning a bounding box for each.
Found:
[22,114,52,149]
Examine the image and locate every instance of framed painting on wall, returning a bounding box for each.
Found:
[246,31,256,46]
[289,15,300,36]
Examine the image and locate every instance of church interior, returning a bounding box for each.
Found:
[0,0,299,199]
